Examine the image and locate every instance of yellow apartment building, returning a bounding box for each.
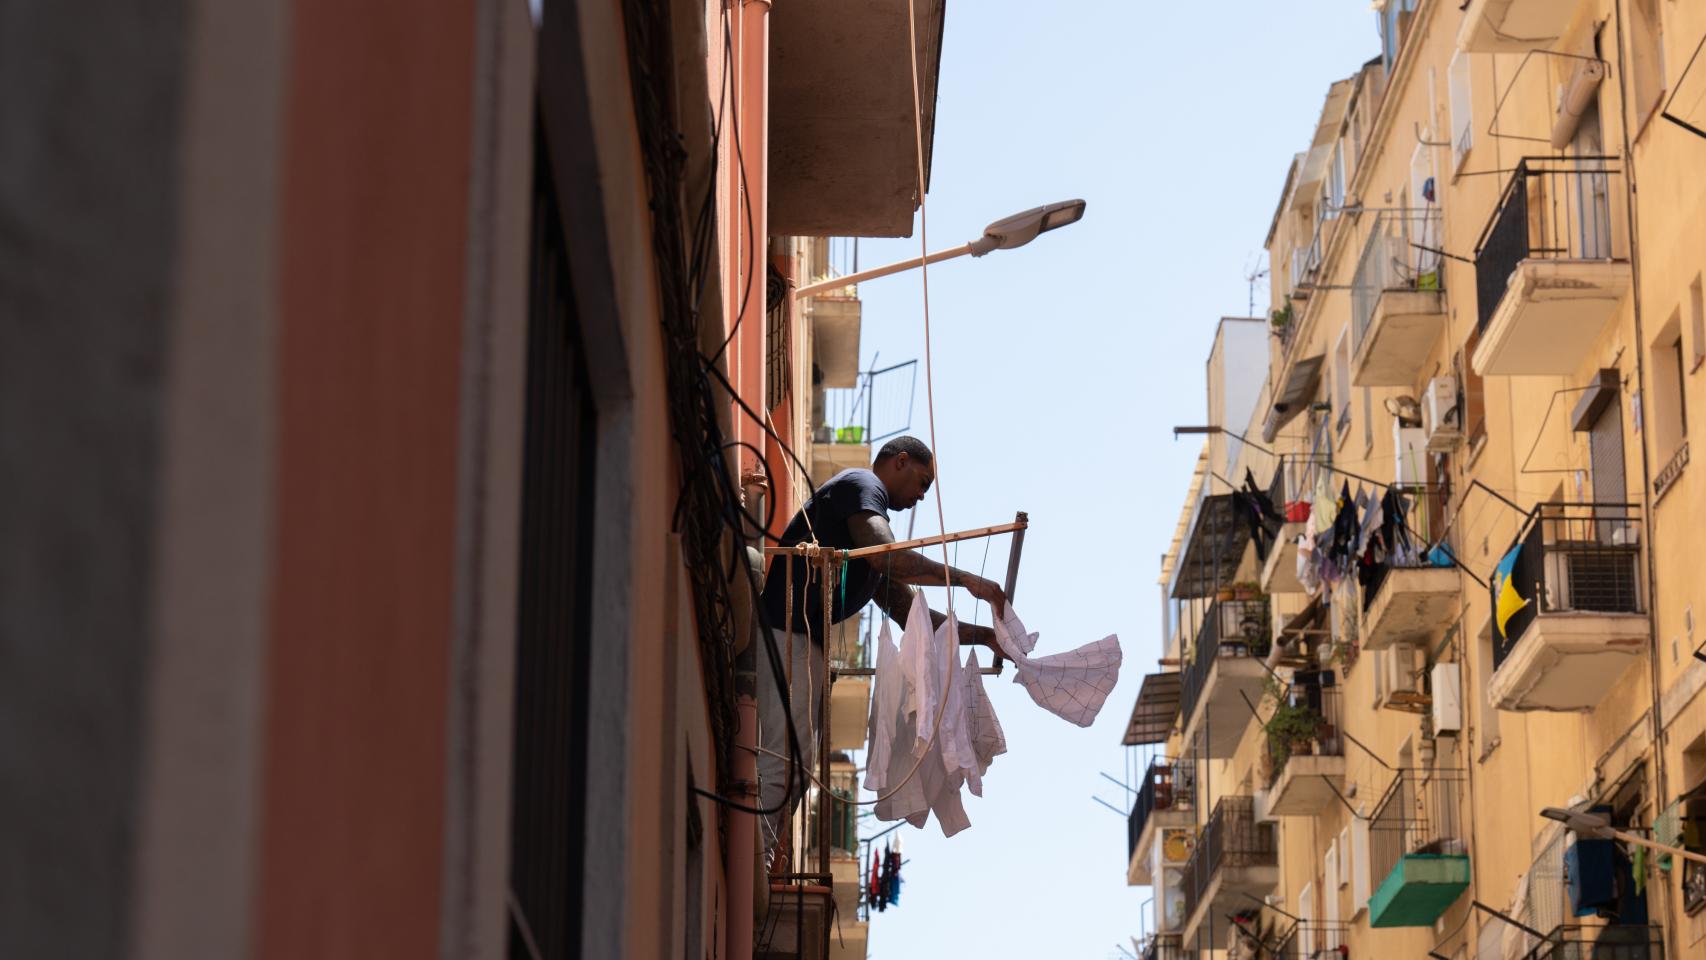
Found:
[1123,1,1706,958]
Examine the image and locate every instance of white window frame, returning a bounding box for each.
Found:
[1448,50,1474,175]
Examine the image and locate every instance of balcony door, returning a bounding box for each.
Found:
[1589,396,1626,540]
[1570,99,1613,260]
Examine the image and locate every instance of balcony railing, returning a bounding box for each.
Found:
[1263,674,1343,790]
[1369,768,1467,885]
[1474,157,1626,333]
[1351,209,1444,351]
[1182,796,1276,925]
[1138,933,1185,960]
[1276,921,1350,960]
[1128,758,1192,861]
[1179,599,1271,730]
[819,359,916,445]
[1490,502,1643,671]
[1518,924,1663,960]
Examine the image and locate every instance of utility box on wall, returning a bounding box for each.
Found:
[1431,662,1462,735]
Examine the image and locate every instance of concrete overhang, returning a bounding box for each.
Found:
[769,0,945,238]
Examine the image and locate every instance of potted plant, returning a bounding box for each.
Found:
[1270,303,1294,333]
[1265,701,1325,770]
[1230,580,1263,602]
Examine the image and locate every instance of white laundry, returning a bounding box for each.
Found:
[862,620,901,796]
[865,594,1112,836]
[991,604,1122,728]
[958,648,1007,796]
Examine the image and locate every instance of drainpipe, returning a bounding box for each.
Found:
[1610,0,1673,940]
[726,6,771,959]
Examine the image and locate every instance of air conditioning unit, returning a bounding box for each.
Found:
[1423,375,1462,451]
[1431,662,1462,735]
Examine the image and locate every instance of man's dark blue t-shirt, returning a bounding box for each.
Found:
[761,468,890,644]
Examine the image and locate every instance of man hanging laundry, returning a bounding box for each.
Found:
[757,435,1007,851]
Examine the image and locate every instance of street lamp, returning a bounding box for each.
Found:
[792,199,1087,300]
[1539,807,1706,866]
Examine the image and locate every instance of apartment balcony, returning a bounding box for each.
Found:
[1472,159,1631,377]
[770,0,944,237]
[1351,212,1447,388]
[1259,462,1308,595]
[1180,796,1278,945]
[1275,922,1349,960]
[1178,599,1272,759]
[1127,758,1195,886]
[812,359,917,487]
[1263,675,1345,817]
[1361,558,1460,652]
[828,624,872,752]
[1489,503,1647,713]
[828,852,866,960]
[1458,0,1583,53]
[812,295,863,388]
[758,884,834,960]
[1137,933,1186,960]
[1517,924,1663,960]
[1367,769,1470,928]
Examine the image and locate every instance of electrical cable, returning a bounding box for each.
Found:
[708,7,758,366]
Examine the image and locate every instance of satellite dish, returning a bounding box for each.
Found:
[1385,394,1422,426]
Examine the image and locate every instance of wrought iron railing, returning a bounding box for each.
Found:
[1368,768,1467,888]
[1473,157,1626,332]
[1276,921,1350,959]
[1358,488,1447,613]
[1129,758,1191,861]
[1352,209,1444,352]
[1264,674,1343,789]
[1179,599,1272,733]
[1490,502,1643,670]
[820,359,917,445]
[1181,796,1276,925]
[1138,932,1186,960]
[1518,923,1663,960]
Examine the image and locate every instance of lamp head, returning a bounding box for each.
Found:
[968,199,1087,256]
[1540,806,1614,838]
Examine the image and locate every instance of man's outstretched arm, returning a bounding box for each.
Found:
[847,512,1006,614]
[855,512,1008,655]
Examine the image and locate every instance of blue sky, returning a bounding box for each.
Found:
[847,4,1376,958]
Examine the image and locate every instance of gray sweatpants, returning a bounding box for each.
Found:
[756,627,825,853]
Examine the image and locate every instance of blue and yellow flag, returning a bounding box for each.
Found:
[1492,543,1531,638]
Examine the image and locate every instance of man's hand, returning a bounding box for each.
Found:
[962,575,1007,618]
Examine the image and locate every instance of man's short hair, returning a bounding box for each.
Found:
[875,435,933,466]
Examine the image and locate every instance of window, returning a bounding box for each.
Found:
[1323,843,1341,925]
[1690,275,1704,370]
[1334,329,1353,437]
[1628,0,1667,129]
[1652,312,1689,459]
[1326,142,1347,217]
[1476,616,1502,760]
[1460,328,1487,449]
[1351,809,1371,912]
[1448,51,1474,172]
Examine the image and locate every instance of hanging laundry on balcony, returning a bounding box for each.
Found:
[992,603,1123,729]
[1234,468,1284,563]
[864,591,1117,835]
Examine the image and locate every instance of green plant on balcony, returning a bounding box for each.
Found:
[1265,701,1325,771]
[1270,303,1294,333]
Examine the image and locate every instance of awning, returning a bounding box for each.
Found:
[1123,672,1183,745]
[1170,493,1251,599]
[1261,353,1325,443]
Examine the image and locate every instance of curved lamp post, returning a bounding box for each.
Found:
[1540,806,1706,866]
[792,199,1087,300]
